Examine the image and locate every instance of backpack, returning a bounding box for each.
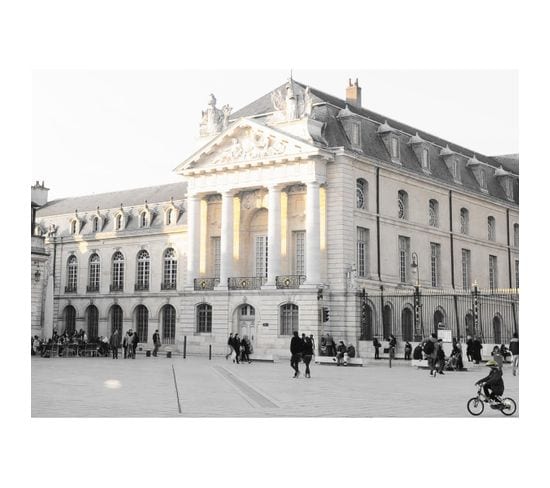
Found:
[423,340,434,355]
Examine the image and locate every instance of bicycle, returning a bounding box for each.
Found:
[466,385,517,416]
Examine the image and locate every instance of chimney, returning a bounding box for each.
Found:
[346,78,362,108]
[31,181,49,207]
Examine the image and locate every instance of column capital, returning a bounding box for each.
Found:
[266,183,286,192]
[220,188,239,197]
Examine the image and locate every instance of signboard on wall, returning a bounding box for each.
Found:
[437,329,452,342]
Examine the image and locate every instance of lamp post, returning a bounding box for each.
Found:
[411,252,422,341]
[411,252,419,286]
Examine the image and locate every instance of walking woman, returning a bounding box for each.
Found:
[232,334,241,364]
[302,336,314,378]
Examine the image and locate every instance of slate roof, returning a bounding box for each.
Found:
[229,79,519,204]
[36,182,187,217]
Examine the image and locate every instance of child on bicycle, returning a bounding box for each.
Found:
[475,359,505,408]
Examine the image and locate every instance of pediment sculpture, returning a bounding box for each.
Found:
[270,80,313,123]
[200,94,232,137]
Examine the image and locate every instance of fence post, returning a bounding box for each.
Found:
[183,335,187,359]
[360,288,368,340]
[209,344,212,360]
[414,285,421,341]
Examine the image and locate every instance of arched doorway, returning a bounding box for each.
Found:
[63,305,76,336]
[383,303,392,340]
[493,315,502,344]
[236,304,256,348]
[86,305,99,341]
[135,305,149,343]
[402,307,413,342]
[161,304,176,345]
[110,304,123,336]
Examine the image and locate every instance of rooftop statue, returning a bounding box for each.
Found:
[200,93,232,137]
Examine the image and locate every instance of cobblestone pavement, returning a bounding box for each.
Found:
[31,356,519,417]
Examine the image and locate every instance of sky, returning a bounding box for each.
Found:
[32,69,518,201]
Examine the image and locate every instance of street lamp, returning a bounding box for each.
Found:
[411,252,419,286]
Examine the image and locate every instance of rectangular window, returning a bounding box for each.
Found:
[515,260,519,288]
[211,237,221,278]
[350,123,360,145]
[461,249,471,290]
[255,235,268,278]
[489,255,498,290]
[398,236,410,284]
[357,227,369,277]
[422,148,429,169]
[391,136,400,159]
[293,231,305,275]
[89,262,100,290]
[430,243,441,287]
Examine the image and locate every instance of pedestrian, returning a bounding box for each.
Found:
[232,333,241,364]
[325,333,335,356]
[412,342,423,360]
[509,332,519,376]
[123,330,130,359]
[241,335,252,363]
[110,329,121,359]
[225,332,234,360]
[336,341,346,366]
[346,343,356,358]
[472,336,483,364]
[131,330,140,359]
[424,333,438,376]
[466,335,473,362]
[302,335,314,378]
[451,338,464,370]
[152,329,161,357]
[290,331,303,378]
[404,341,412,360]
[491,345,503,369]
[309,334,316,355]
[435,339,445,375]
[32,335,40,356]
[373,337,381,359]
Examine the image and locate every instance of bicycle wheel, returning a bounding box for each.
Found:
[500,397,517,416]
[467,397,484,416]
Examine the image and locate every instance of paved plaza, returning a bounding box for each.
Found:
[31,355,519,417]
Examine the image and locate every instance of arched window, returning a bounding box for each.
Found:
[161,305,176,345]
[196,303,212,333]
[66,255,78,292]
[166,208,173,225]
[280,303,299,336]
[88,253,100,292]
[135,305,148,342]
[360,302,373,341]
[70,220,77,235]
[356,179,367,210]
[86,305,99,341]
[110,305,123,336]
[140,212,148,228]
[136,250,150,291]
[398,190,408,220]
[115,214,122,231]
[92,216,99,232]
[111,251,124,291]
[460,208,469,235]
[401,307,413,342]
[487,216,496,241]
[421,147,430,170]
[513,223,519,248]
[428,199,439,227]
[162,248,177,290]
[63,305,76,336]
[383,303,393,340]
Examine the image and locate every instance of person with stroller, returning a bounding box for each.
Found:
[475,359,505,409]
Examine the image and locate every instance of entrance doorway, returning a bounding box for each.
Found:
[236,304,256,350]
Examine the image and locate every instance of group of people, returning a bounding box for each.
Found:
[418,334,464,376]
[225,333,253,364]
[290,332,316,378]
[319,333,355,363]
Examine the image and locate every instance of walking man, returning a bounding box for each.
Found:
[509,332,519,376]
[131,330,140,359]
[122,331,129,359]
[225,332,234,360]
[110,329,121,359]
[152,329,161,357]
[373,337,381,359]
[290,331,303,378]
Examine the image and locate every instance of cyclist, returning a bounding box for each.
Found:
[475,359,505,409]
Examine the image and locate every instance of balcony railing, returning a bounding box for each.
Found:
[228,276,266,290]
[86,285,99,293]
[64,285,77,293]
[161,282,177,291]
[194,278,220,291]
[134,283,150,291]
[276,275,306,289]
[110,284,124,292]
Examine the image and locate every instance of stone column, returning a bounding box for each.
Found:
[186,194,201,287]
[217,190,235,289]
[265,185,282,287]
[305,180,321,285]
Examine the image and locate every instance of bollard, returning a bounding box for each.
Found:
[183,336,187,359]
[209,344,212,360]
[166,351,172,359]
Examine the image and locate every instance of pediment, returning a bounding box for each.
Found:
[175,119,329,175]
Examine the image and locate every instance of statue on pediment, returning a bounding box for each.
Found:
[270,80,314,123]
[200,94,232,137]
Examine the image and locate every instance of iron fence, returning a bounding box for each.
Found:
[358,286,518,345]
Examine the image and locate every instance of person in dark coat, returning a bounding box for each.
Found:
[413,343,423,360]
[476,359,505,406]
[451,338,464,370]
[241,335,252,364]
[466,335,473,362]
[472,336,483,364]
[509,332,519,376]
[346,343,356,358]
[324,333,335,356]
[335,341,347,366]
[404,341,412,360]
[131,330,140,359]
[152,329,161,357]
[109,329,121,359]
[373,337,381,359]
[290,331,304,378]
[122,331,130,359]
[302,336,314,378]
[225,333,235,360]
[232,334,241,364]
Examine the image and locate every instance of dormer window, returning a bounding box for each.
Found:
[70,220,77,235]
[480,169,487,190]
[166,208,173,225]
[92,217,99,232]
[164,198,180,226]
[452,158,460,182]
[391,136,400,160]
[115,214,122,231]
[140,211,148,228]
[421,148,429,170]
[349,122,360,146]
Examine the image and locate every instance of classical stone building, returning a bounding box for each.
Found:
[33,78,519,358]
